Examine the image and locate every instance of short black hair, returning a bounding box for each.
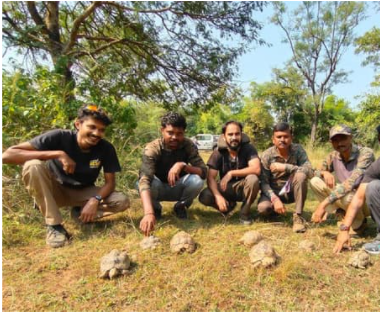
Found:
[77,104,112,126]
[161,112,187,129]
[273,122,292,134]
[376,125,380,134]
[222,121,243,134]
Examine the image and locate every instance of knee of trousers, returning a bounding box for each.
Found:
[198,188,214,206]
[115,193,130,212]
[257,201,273,215]
[309,176,324,191]
[185,174,205,192]
[244,174,260,189]
[366,180,380,202]
[22,159,48,183]
[293,171,307,184]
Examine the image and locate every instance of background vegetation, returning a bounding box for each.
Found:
[2,1,380,311]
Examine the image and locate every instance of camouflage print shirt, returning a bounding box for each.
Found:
[314,144,375,203]
[260,144,313,199]
[138,137,207,193]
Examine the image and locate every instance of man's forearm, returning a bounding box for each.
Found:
[2,147,63,165]
[342,184,367,227]
[140,190,155,215]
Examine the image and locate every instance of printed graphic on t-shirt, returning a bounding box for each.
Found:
[89,159,101,168]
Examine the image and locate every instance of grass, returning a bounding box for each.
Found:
[2,149,380,311]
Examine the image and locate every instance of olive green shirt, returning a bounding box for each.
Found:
[260,144,313,199]
[138,138,207,193]
[314,144,375,203]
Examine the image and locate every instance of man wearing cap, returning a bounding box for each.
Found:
[311,124,375,234]
[2,104,130,248]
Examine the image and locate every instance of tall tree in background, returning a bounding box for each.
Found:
[2,1,266,108]
[272,2,366,145]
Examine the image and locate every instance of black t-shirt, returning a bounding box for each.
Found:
[29,129,121,188]
[207,143,258,181]
[362,158,380,183]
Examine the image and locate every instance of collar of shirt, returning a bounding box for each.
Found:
[274,144,294,161]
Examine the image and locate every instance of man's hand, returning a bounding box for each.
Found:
[167,162,186,187]
[79,198,99,223]
[322,171,335,189]
[58,152,76,174]
[215,194,228,212]
[273,197,286,214]
[220,172,232,192]
[333,231,351,253]
[270,162,287,173]
[311,201,329,223]
[139,214,156,236]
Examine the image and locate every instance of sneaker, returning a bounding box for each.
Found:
[70,206,82,223]
[173,201,188,219]
[292,213,307,233]
[363,239,380,255]
[239,218,253,226]
[46,224,71,248]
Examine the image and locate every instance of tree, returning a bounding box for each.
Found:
[2,1,266,107]
[272,2,366,145]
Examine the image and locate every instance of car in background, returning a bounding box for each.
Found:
[193,134,216,150]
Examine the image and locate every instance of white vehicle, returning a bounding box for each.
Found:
[194,134,216,150]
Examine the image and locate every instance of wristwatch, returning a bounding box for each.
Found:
[339,223,350,231]
[94,195,103,203]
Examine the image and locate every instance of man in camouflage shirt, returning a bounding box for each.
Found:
[138,112,207,235]
[311,124,375,233]
[259,122,313,233]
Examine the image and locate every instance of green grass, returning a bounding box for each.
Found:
[2,150,380,311]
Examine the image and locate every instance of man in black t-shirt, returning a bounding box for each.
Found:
[2,104,129,248]
[198,121,261,225]
[334,157,380,254]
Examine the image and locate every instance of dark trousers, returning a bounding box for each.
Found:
[366,180,380,233]
[198,174,260,220]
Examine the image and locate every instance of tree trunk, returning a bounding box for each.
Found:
[310,108,319,146]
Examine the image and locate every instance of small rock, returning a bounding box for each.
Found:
[140,235,161,250]
[239,231,263,247]
[348,250,372,269]
[298,240,316,252]
[99,249,130,279]
[170,231,196,254]
[249,241,279,268]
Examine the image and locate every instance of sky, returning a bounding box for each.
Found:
[235,1,379,109]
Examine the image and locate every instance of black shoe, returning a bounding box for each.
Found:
[173,201,188,219]
[154,208,162,220]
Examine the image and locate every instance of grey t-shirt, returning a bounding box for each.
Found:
[362,158,380,183]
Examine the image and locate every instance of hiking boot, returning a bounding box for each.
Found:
[363,238,380,255]
[46,224,71,248]
[173,201,188,219]
[70,206,82,223]
[292,213,307,233]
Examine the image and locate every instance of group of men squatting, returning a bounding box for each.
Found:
[3,104,380,255]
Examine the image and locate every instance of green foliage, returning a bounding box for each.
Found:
[318,95,357,142]
[236,96,274,150]
[2,66,79,147]
[355,93,380,147]
[3,1,267,108]
[191,104,232,135]
[272,1,367,144]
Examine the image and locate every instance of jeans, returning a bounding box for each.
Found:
[136,174,204,210]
